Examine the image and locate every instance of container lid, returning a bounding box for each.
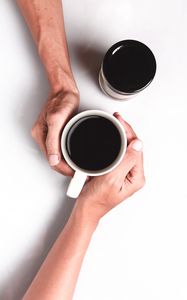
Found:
[102,40,157,94]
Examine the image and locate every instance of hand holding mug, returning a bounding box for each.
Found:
[76,113,145,221]
[31,88,79,176]
[61,110,127,198]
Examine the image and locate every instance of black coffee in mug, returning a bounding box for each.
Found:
[66,115,121,171]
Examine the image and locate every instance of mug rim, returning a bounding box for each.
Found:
[61,110,127,176]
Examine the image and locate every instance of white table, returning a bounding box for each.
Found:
[1,0,187,299]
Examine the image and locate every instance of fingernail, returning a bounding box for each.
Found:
[132,140,143,151]
[49,154,59,166]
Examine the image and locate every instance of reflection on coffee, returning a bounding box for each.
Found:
[66,115,121,171]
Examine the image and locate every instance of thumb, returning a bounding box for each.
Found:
[46,123,62,166]
[118,139,143,175]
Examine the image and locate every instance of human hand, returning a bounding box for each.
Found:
[76,113,145,221]
[31,88,79,176]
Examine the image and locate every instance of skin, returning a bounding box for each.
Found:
[17,1,145,299]
[17,0,79,176]
[22,115,145,300]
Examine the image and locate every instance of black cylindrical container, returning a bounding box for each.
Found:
[99,40,157,100]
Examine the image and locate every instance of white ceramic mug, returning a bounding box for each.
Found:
[61,110,127,198]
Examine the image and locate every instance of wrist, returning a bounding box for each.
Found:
[71,198,100,231]
[49,67,79,96]
[73,195,102,227]
[38,30,78,94]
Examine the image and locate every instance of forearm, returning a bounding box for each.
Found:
[17,0,78,94]
[23,202,99,300]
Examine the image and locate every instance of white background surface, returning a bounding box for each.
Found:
[0,0,187,299]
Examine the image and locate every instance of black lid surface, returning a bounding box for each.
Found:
[103,40,156,94]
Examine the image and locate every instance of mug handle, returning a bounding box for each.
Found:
[67,170,87,198]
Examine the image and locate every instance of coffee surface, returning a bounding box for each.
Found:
[66,115,121,171]
[103,40,156,94]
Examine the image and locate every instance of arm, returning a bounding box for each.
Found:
[23,204,98,300]
[17,0,79,175]
[22,114,145,300]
